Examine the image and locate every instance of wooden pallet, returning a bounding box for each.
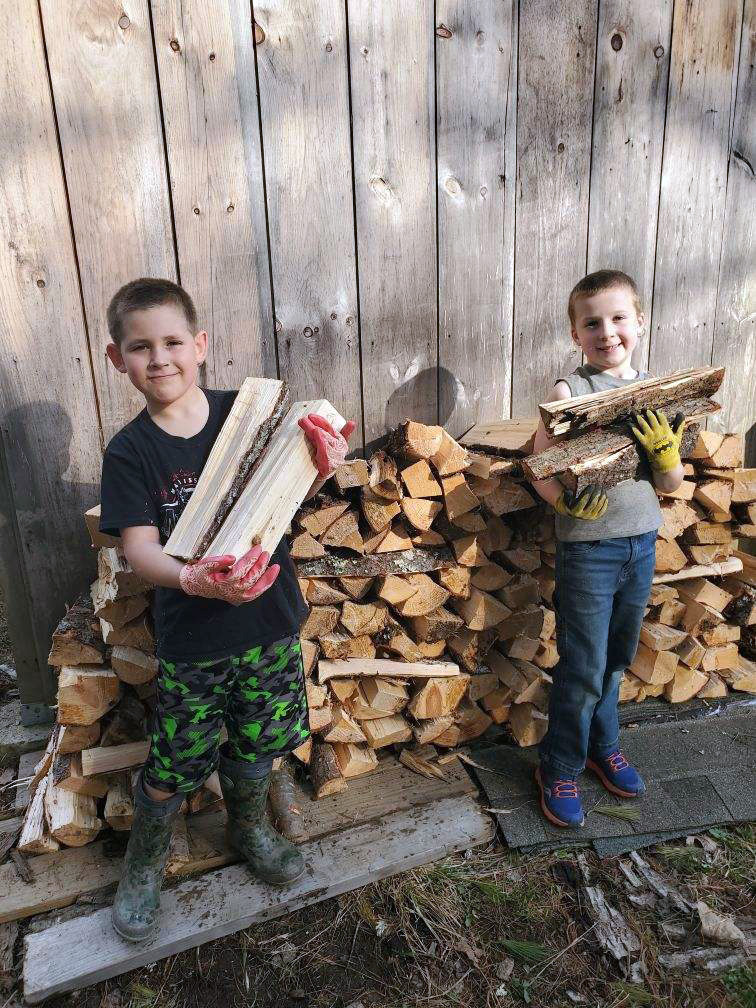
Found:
[2,753,476,924]
[24,792,492,1002]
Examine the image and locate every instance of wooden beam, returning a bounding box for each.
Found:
[652,557,742,584]
[318,658,459,683]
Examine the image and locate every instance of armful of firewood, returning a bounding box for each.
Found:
[529,382,572,507]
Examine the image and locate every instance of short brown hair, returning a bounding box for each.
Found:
[107,278,197,345]
[568,270,642,326]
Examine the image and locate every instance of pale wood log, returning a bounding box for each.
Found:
[318,659,459,684]
[299,499,351,539]
[110,646,159,686]
[690,432,744,469]
[450,588,511,632]
[481,685,513,724]
[460,418,538,456]
[309,743,347,798]
[398,746,447,781]
[686,543,735,565]
[676,578,733,613]
[484,479,537,516]
[90,583,149,629]
[540,607,556,641]
[411,530,447,547]
[441,473,479,520]
[619,672,642,702]
[697,673,728,700]
[416,639,447,659]
[722,657,756,694]
[653,557,742,584]
[694,479,733,516]
[412,716,455,745]
[447,628,498,672]
[684,522,734,546]
[300,606,340,641]
[437,565,472,599]
[290,531,326,560]
[48,599,105,668]
[339,601,389,637]
[639,622,689,652]
[291,738,313,765]
[465,453,493,478]
[200,400,347,560]
[466,474,501,499]
[430,430,469,476]
[361,678,409,715]
[658,499,700,541]
[368,451,403,501]
[401,497,442,532]
[392,574,449,617]
[306,580,348,606]
[301,640,319,678]
[80,741,150,777]
[374,525,413,553]
[664,667,708,703]
[52,753,108,799]
[373,623,425,663]
[57,724,101,756]
[332,743,378,779]
[433,700,493,747]
[407,675,471,720]
[337,577,376,600]
[496,605,547,641]
[497,576,540,610]
[660,480,696,501]
[305,680,329,710]
[467,673,500,703]
[57,668,120,727]
[44,783,101,847]
[308,704,333,735]
[655,539,688,574]
[630,644,678,684]
[533,640,560,670]
[103,776,134,831]
[361,714,413,749]
[700,623,740,646]
[450,511,488,533]
[407,606,464,644]
[673,635,705,670]
[389,421,444,460]
[97,548,148,598]
[332,460,369,492]
[100,613,154,652]
[452,535,489,567]
[18,776,59,855]
[470,563,513,592]
[329,679,358,703]
[508,703,548,748]
[322,706,367,745]
[731,470,756,505]
[318,633,376,661]
[346,684,396,721]
[700,643,739,673]
[400,460,443,498]
[376,575,419,606]
[681,599,724,637]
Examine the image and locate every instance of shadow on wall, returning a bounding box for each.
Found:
[364,366,465,456]
[0,401,99,698]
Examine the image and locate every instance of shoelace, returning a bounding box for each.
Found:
[607,751,630,773]
[551,780,579,799]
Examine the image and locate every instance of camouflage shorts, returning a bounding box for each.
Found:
[143,636,310,793]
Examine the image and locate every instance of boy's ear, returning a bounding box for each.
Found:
[194,330,208,365]
[570,328,581,348]
[106,342,127,373]
[636,311,646,334]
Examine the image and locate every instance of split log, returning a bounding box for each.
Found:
[322,706,367,745]
[97,548,148,597]
[447,628,498,672]
[416,639,447,658]
[305,680,329,709]
[331,459,370,491]
[664,667,708,703]
[539,367,724,435]
[100,612,154,651]
[18,775,59,854]
[467,672,500,702]
[502,635,541,661]
[368,451,403,500]
[481,686,513,723]
[308,703,333,734]
[658,499,700,541]
[290,531,326,559]
[723,657,756,694]
[639,622,688,652]
[299,499,350,538]
[429,429,469,476]
[464,452,493,477]
[361,678,409,714]
[523,397,720,482]
[374,525,413,553]
[694,479,734,517]
[329,678,357,703]
[676,578,733,613]
[52,753,108,798]
[619,672,642,702]
[301,640,319,677]
[534,640,559,670]
[655,539,688,574]
[686,543,735,565]
[398,746,447,780]
[673,635,706,670]
[392,574,449,617]
[44,782,102,847]
[373,623,425,662]
[400,459,443,498]
[450,588,511,631]
[700,622,740,645]
[731,469,756,504]
[408,607,464,643]
[653,557,742,585]
[296,547,454,579]
[496,605,547,641]
[320,510,363,553]
[412,715,455,744]
[48,598,105,667]
[452,535,489,567]
[309,742,347,798]
[306,580,349,606]
[80,740,150,777]
[470,563,513,592]
[291,738,313,764]
[697,673,728,699]
[400,497,442,531]
[337,576,375,600]
[361,714,413,748]
[110,646,159,686]
[90,581,149,628]
[332,742,378,778]
[631,644,678,684]
[339,601,389,637]
[162,377,288,559]
[376,574,419,605]
[483,516,513,552]
[407,675,471,719]
[300,606,340,640]
[484,479,537,516]
[508,703,548,747]
[501,548,541,573]
[441,472,479,520]
[84,504,120,549]
[460,418,538,456]
[389,420,444,460]
[450,511,487,533]
[497,576,540,610]
[437,565,472,599]
[103,775,134,831]
[57,667,121,726]
[681,600,723,637]
[684,522,733,546]
[690,431,743,468]
[57,723,101,755]
[411,529,447,547]
[318,632,376,661]
[433,701,493,747]
[659,480,696,500]
[699,643,739,672]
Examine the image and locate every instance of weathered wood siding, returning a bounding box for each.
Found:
[0,0,753,703]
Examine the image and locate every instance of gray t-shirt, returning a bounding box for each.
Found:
[553,366,662,542]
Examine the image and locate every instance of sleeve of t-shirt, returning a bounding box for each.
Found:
[100,438,159,537]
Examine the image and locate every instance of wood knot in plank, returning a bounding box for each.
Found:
[436,24,453,39]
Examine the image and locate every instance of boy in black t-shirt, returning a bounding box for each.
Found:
[100,278,355,942]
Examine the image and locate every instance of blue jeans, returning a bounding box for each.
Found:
[539,530,657,780]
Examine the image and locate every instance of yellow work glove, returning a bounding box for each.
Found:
[630,409,685,473]
[554,484,609,521]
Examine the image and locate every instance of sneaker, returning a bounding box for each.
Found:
[586,751,646,798]
[535,766,585,828]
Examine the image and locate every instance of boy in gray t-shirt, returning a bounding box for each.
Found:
[529,270,686,828]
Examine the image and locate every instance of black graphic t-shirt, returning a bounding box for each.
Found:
[99,388,308,662]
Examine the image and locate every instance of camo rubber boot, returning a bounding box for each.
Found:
[219,746,305,886]
[111,775,184,941]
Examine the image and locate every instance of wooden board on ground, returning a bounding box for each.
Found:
[23,792,492,1003]
[2,754,477,925]
[163,379,287,560]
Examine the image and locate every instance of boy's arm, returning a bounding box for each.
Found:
[121,525,186,589]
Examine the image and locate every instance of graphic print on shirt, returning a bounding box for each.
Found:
[158,470,197,539]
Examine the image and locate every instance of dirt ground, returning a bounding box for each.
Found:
[1,587,754,1008]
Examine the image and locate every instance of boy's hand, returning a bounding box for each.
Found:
[180,551,280,605]
[554,485,609,521]
[630,408,685,473]
[298,414,356,477]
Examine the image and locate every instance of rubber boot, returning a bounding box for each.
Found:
[111,774,184,942]
[218,746,305,886]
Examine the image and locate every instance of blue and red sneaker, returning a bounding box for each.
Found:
[586,750,646,798]
[535,767,585,828]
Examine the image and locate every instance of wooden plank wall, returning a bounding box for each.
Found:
[0,0,753,704]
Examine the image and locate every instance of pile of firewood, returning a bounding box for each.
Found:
[15,399,756,845]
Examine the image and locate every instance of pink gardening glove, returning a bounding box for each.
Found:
[179,550,280,606]
[298,414,357,477]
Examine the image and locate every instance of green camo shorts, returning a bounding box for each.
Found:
[143,635,310,793]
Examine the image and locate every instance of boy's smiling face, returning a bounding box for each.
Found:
[106,303,208,408]
[570,285,644,374]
